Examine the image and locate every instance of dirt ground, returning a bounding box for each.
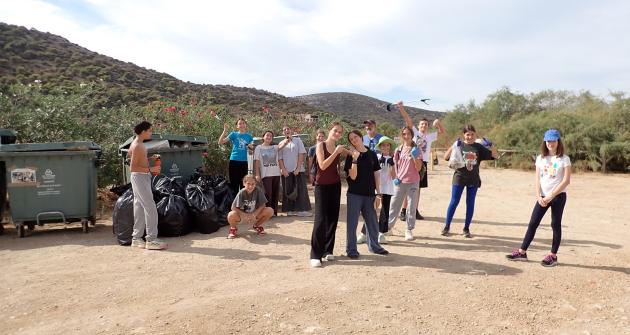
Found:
[1,164,629,335]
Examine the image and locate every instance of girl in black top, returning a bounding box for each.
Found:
[442,125,498,238]
[344,130,389,258]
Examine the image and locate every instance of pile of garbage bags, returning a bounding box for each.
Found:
[112,173,235,245]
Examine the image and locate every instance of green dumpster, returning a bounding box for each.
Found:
[0,141,101,237]
[1,129,18,234]
[118,133,208,184]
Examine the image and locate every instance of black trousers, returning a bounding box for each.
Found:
[261,176,280,215]
[310,182,341,259]
[228,160,248,195]
[520,192,566,254]
[361,194,391,234]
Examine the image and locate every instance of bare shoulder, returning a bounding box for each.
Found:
[130,140,146,155]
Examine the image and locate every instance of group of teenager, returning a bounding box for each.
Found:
[128,102,572,269]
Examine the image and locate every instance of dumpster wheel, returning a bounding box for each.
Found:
[81,219,89,233]
[16,223,25,238]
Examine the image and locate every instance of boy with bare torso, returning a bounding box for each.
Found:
[128,121,167,250]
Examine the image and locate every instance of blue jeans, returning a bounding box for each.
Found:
[445,185,478,229]
[346,193,386,257]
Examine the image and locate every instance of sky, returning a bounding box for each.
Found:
[1,0,630,111]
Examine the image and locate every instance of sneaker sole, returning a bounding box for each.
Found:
[541,262,558,267]
[506,257,528,262]
[146,245,167,250]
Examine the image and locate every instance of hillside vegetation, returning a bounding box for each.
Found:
[0,23,337,186]
[0,22,320,115]
[440,88,630,172]
[1,22,628,182]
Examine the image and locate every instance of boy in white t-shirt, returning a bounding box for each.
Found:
[506,129,571,267]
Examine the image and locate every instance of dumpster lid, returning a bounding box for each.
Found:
[0,129,17,145]
[118,133,208,151]
[0,129,17,137]
[0,141,101,152]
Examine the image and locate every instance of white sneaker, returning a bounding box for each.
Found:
[310,259,322,267]
[287,211,296,216]
[405,229,414,241]
[296,211,313,217]
[322,254,334,261]
[356,233,367,244]
[131,238,145,249]
[378,233,388,244]
[146,238,168,250]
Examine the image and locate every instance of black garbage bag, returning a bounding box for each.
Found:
[112,189,135,245]
[185,183,219,234]
[213,178,235,227]
[156,194,191,237]
[153,175,185,199]
[110,183,131,197]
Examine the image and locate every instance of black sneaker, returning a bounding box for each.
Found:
[541,254,558,267]
[374,249,389,255]
[441,226,450,236]
[399,209,407,221]
[505,249,528,261]
[415,211,424,220]
[347,253,360,260]
[463,227,472,238]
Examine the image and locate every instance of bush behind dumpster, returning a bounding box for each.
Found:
[0,82,336,187]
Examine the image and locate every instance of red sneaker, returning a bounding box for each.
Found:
[253,225,266,236]
[227,227,238,239]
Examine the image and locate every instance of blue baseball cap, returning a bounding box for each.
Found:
[543,129,561,141]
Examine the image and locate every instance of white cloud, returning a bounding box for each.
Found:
[1,0,630,111]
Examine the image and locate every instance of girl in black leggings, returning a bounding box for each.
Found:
[506,129,571,267]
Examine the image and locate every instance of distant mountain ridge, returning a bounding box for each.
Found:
[1,22,444,125]
[0,22,320,116]
[296,92,445,127]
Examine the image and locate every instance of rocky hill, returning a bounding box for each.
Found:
[1,22,444,125]
[0,22,319,116]
[296,92,445,127]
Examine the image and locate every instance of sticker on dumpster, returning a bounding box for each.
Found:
[36,168,62,196]
[169,163,180,176]
[10,168,37,185]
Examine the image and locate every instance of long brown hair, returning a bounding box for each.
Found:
[540,139,565,157]
[399,126,416,147]
[347,129,364,149]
